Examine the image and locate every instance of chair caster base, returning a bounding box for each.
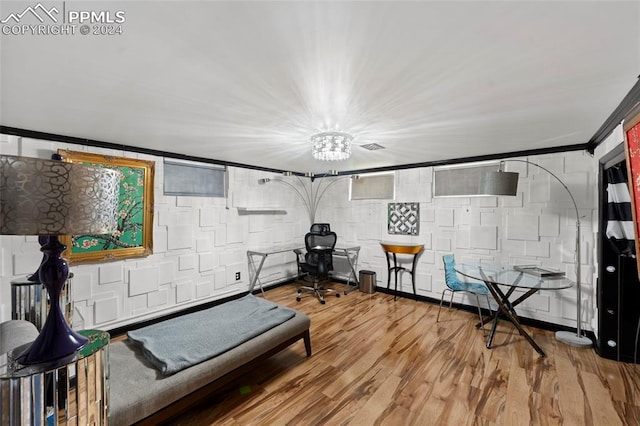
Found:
[336,293,340,298]
[320,300,326,304]
[296,297,301,302]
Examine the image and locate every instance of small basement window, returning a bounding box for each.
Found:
[433,162,499,197]
[350,172,395,200]
[164,159,227,197]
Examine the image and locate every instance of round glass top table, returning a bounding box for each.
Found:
[455,263,574,357]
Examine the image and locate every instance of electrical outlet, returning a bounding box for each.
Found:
[235,272,241,281]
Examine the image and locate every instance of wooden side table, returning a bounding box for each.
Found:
[380,242,424,300]
[0,329,109,425]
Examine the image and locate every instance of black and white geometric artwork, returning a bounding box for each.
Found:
[388,202,420,235]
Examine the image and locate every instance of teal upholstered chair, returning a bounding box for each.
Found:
[437,254,492,335]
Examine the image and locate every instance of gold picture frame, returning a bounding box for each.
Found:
[623,103,640,277]
[58,149,155,264]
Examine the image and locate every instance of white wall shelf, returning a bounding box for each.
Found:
[236,207,287,215]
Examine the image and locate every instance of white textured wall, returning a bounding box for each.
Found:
[317,152,599,331]
[1,133,600,332]
[0,134,310,329]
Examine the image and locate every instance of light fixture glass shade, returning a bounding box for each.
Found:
[478,171,519,196]
[0,155,121,365]
[310,131,352,161]
[0,155,121,235]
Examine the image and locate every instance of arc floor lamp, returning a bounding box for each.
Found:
[478,159,592,348]
[258,172,355,225]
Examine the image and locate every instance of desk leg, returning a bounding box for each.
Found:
[393,253,399,301]
[410,253,419,299]
[477,286,516,327]
[384,252,401,301]
[486,285,518,347]
[476,286,534,327]
[343,249,360,295]
[384,253,392,292]
[247,252,267,297]
[485,282,545,357]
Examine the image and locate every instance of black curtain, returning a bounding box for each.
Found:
[605,166,635,255]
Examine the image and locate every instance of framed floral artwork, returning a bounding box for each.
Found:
[57,150,155,264]
[623,104,640,276]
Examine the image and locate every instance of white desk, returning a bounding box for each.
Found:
[247,244,360,296]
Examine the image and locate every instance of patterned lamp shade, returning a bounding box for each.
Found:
[0,155,120,236]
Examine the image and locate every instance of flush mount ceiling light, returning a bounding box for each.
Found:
[310,131,353,161]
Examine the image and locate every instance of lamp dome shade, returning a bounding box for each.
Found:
[478,171,519,196]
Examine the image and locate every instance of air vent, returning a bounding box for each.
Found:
[360,143,385,151]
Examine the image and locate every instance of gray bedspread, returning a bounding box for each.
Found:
[127,294,296,375]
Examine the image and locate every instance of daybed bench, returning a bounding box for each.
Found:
[0,295,311,426]
[110,295,311,425]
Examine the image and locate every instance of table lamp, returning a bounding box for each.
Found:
[0,154,120,364]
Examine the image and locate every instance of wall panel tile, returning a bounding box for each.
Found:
[506,213,539,241]
[525,240,550,258]
[470,226,497,250]
[129,267,159,296]
[99,264,122,285]
[168,225,193,250]
[179,254,196,271]
[148,289,168,308]
[176,282,193,303]
[94,297,118,324]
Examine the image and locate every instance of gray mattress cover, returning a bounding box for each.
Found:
[108,309,310,425]
[127,294,296,375]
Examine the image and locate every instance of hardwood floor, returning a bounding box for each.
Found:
[166,283,640,425]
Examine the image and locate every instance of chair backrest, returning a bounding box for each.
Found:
[310,223,331,234]
[442,254,460,287]
[304,231,337,274]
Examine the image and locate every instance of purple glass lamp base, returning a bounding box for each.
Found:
[18,236,87,365]
[27,235,49,282]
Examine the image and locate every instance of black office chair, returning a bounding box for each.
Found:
[310,223,331,233]
[296,225,332,280]
[296,230,339,304]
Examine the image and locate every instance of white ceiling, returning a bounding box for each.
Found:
[1,1,639,174]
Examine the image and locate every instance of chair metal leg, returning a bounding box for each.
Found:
[296,277,340,305]
[437,288,451,323]
[438,288,492,338]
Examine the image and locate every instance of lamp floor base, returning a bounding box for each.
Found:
[556,331,592,348]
